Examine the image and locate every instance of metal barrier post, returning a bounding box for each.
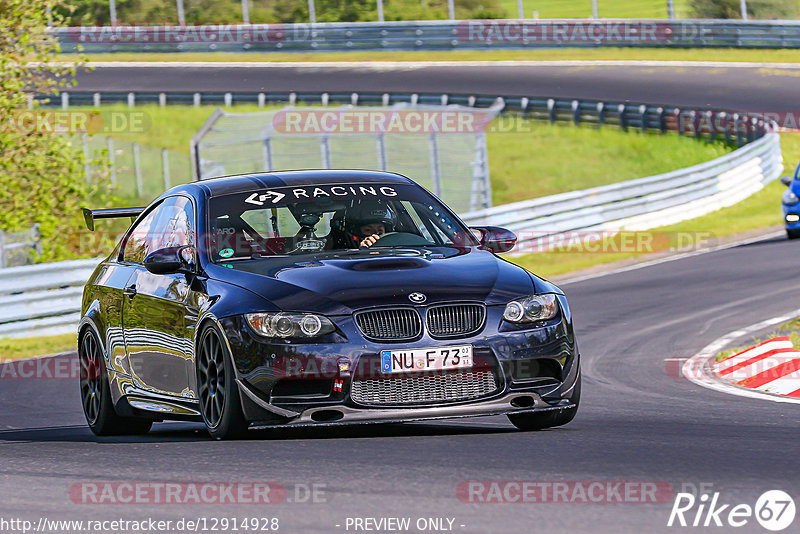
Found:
[377,133,387,171]
[177,0,186,26]
[429,133,442,197]
[0,231,5,269]
[321,136,331,168]
[734,114,743,146]
[640,105,648,133]
[162,148,171,190]
[134,142,143,197]
[82,132,91,183]
[308,0,316,24]
[262,137,274,171]
[242,0,250,24]
[107,136,116,187]
[619,104,628,131]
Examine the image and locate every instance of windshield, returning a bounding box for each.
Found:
[206,182,478,261]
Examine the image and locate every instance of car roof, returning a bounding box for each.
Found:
[167,170,416,199]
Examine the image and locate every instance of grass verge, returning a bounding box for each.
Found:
[0,334,77,362]
[508,132,800,279]
[74,103,733,206]
[58,48,800,64]
[497,0,691,19]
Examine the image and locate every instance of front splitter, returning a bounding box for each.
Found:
[249,391,574,429]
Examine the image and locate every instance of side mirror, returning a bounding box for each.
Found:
[470,226,517,253]
[781,175,793,187]
[143,245,195,275]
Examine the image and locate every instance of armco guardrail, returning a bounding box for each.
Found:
[45,91,770,148]
[54,19,800,53]
[460,131,782,249]
[0,225,42,268]
[0,259,99,339]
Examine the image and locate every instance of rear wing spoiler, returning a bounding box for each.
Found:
[82,207,145,231]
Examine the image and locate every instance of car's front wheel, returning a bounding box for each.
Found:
[196,323,249,440]
[507,373,580,431]
[79,329,152,436]
[787,229,800,240]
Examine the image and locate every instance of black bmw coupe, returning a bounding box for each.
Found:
[79,170,580,439]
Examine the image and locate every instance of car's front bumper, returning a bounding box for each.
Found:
[219,299,579,426]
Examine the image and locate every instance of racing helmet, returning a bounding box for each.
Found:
[344,200,397,241]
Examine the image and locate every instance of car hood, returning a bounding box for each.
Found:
[206,248,535,316]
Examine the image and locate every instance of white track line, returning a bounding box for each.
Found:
[65,60,800,70]
[682,308,800,404]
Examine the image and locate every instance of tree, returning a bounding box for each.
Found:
[0,0,114,261]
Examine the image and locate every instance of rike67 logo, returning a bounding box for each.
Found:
[668,490,795,531]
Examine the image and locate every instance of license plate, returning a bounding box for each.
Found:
[380,345,473,374]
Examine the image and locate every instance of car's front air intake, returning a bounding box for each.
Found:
[350,370,499,406]
[354,308,422,341]
[426,303,486,338]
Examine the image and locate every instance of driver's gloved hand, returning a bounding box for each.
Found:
[359,234,381,248]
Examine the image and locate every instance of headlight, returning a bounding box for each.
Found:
[783,189,799,205]
[503,294,559,323]
[245,312,335,338]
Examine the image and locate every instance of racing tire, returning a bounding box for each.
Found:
[79,329,152,436]
[787,229,800,240]
[196,323,249,440]
[507,372,580,431]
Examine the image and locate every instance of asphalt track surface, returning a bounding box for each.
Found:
[3,236,800,533]
[1,64,799,533]
[71,62,800,111]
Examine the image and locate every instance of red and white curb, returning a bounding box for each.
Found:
[683,309,800,404]
[713,337,800,397]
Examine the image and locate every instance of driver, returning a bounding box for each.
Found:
[344,200,397,248]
